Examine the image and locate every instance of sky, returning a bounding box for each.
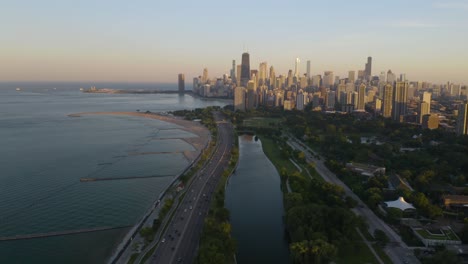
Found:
[1,0,467,84]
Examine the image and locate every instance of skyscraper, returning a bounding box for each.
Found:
[234,86,246,111]
[294,58,300,78]
[392,81,409,122]
[259,62,267,86]
[357,84,366,110]
[387,70,396,84]
[382,84,393,118]
[306,60,311,80]
[236,65,241,86]
[178,74,185,93]
[202,68,208,84]
[418,102,430,124]
[240,52,250,86]
[230,60,236,83]
[269,66,276,89]
[365,56,372,80]
[287,70,293,88]
[323,71,334,88]
[457,103,468,135]
[348,71,355,84]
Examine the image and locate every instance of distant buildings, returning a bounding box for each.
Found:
[188,53,464,134]
[178,74,185,93]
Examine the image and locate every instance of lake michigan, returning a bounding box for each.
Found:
[0,82,228,263]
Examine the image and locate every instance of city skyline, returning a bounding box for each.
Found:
[1,0,468,84]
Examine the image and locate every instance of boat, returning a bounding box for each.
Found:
[15,88,21,91]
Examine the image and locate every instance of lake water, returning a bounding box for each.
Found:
[0,82,228,263]
[225,135,290,264]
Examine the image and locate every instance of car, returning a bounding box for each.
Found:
[189,206,192,210]
[161,238,166,243]
[184,209,187,212]
[177,257,182,262]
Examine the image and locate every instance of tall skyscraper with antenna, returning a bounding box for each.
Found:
[240,52,250,86]
[365,56,372,81]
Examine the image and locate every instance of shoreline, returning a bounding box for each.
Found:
[68,111,211,264]
[68,111,210,159]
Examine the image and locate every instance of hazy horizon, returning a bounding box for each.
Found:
[2,0,467,84]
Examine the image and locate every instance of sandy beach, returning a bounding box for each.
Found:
[68,111,211,161]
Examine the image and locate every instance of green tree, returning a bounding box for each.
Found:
[374,229,389,247]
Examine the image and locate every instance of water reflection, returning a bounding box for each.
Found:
[225,135,289,264]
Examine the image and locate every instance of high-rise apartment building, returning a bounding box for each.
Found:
[418,102,430,124]
[236,65,241,86]
[240,52,250,86]
[418,92,431,123]
[382,84,393,118]
[457,103,468,135]
[348,71,355,84]
[234,86,246,111]
[178,74,185,93]
[326,91,336,109]
[246,81,256,110]
[357,84,366,110]
[259,62,267,86]
[323,71,334,88]
[421,91,431,104]
[287,70,293,88]
[422,114,439,130]
[296,90,307,111]
[387,70,396,84]
[311,75,321,88]
[392,81,409,122]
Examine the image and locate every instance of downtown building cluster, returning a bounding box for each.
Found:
[191,53,468,135]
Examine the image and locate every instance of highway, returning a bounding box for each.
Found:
[287,137,420,264]
[147,112,234,264]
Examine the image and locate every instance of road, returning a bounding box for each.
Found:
[147,112,234,264]
[287,137,420,264]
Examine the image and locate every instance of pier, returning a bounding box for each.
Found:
[0,226,130,241]
[80,174,174,182]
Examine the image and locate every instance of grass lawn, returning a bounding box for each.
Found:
[243,117,283,128]
[259,136,306,178]
[415,228,459,241]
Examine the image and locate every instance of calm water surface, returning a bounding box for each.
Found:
[0,82,228,263]
[226,135,290,264]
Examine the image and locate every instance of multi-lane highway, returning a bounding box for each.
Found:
[287,137,420,264]
[147,112,234,264]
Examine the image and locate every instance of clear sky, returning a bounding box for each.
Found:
[1,0,467,84]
